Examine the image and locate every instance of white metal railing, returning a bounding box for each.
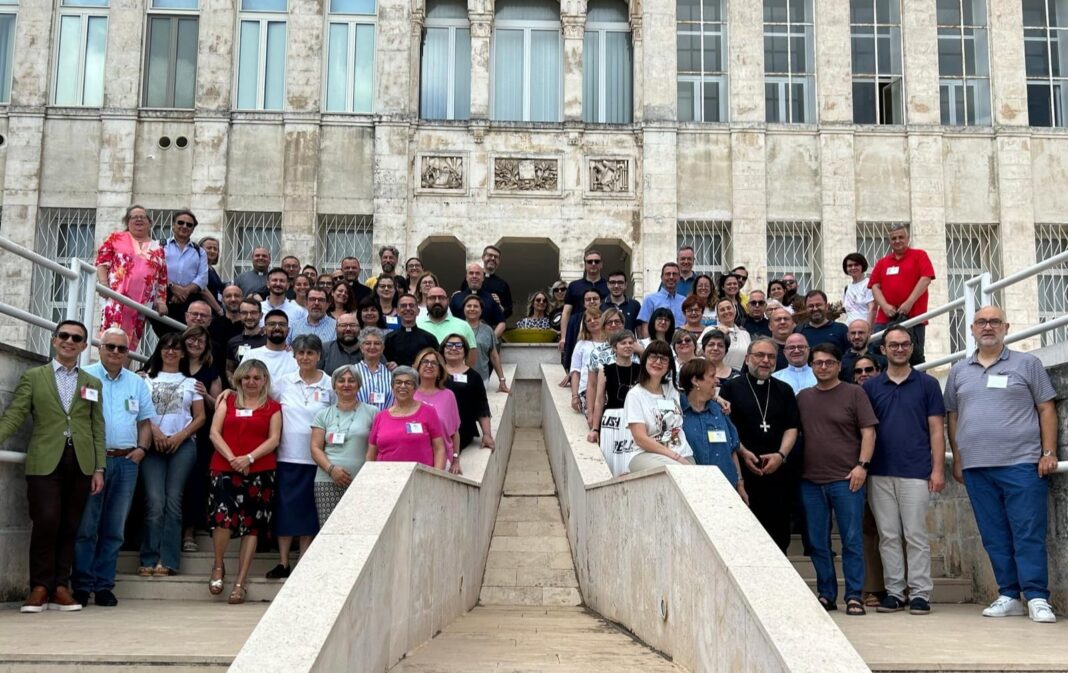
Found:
[0,235,186,366]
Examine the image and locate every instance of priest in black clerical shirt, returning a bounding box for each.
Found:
[719,337,800,554]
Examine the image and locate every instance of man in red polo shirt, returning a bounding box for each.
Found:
[868,224,935,364]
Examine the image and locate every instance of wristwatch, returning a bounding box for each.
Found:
[856,460,870,471]
[248,454,256,465]
[1042,449,1055,458]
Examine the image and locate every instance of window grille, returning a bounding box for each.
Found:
[677,220,732,277]
[946,222,1000,352]
[147,209,180,242]
[224,211,281,278]
[29,208,96,353]
[766,220,823,292]
[1035,223,1068,346]
[316,214,373,281]
[854,221,903,270]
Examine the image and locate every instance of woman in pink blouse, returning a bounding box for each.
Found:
[366,366,446,470]
[412,348,462,474]
[95,205,169,352]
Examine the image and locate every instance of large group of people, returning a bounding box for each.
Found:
[0,210,1059,628]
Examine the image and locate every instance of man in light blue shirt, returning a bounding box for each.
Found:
[773,334,817,394]
[73,328,156,608]
[288,288,336,346]
[163,210,208,308]
[637,262,686,336]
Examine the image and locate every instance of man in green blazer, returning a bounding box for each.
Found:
[0,320,105,613]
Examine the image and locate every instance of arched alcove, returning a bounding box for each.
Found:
[587,238,633,295]
[495,237,561,325]
[418,235,468,295]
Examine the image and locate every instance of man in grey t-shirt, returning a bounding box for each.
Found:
[944,306,1059,623]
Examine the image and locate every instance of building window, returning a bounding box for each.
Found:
[0,0,16,104]
[29,208,96,353]
[766,220,823,292]
[143,0,198,109]
[420,0,468,120]
[763,0,815,123]
[945,222,1000,352]
[236,0,286,110]
[854,221,904,269]
[1023,0,1068,127]
[677,0,726,122]
[492,0,561,122]
[225,211,282,278]
[850,0,903,124]
[583,0,632,123]
[316,214,373,281]
[325,0,375,113]
[1035,223,1068,346]
[937,0,990,126]
[677,220,733,276]
[54,0,108,106]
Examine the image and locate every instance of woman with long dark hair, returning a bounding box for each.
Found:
[623,340,694,473]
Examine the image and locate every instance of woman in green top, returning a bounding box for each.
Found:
[310,365,378,526]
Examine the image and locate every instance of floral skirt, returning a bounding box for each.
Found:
[208,470,275,539]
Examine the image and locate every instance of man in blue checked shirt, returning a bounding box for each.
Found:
[73,327,156,608]
[679,358,748,505]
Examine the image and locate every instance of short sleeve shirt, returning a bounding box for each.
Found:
[624,384,694,468]
[797,383,879,484]
[862,370,945,479]
[868,247,936,323]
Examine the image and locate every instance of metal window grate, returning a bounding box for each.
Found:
[224,211,282,279]
[315,214,374,282]
[855,221,903,270]
[1035,223,1068,347]
[29,208,97,354]
[946,222,1001,352]
[766,220,823,292]
[677,220,733,277]
[148,209,180,242]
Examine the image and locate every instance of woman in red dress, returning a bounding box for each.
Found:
[95,205,169,352]
[207,358,282,604]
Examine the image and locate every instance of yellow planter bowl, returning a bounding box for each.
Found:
[502,328,558,344]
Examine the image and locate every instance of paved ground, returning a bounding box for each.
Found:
[833,604,1068,671]
[389,606,682,672]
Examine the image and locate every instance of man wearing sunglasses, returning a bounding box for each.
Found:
[73,328,156,608]
[0,320,106,613]
[159,209,208,335]
[743,290,772,338]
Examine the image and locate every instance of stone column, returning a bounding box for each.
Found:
[630,12,643,123]
[901,0,940,125]
[995,133,1041,347]
[818,130,857,296]
[727,0,763,122]
[906,132,950,358]
[639,0,674,121]
[562,14,585,122]
[815,0,852,124]
[373,122,413,268]
[286,0,324,114]
[989,0,1028,126]
[729,131,768,286]
[469,11,493,120]
[377,0,414,115]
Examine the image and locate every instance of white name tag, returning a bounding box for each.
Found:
[125,398,139,413]
[326,432,346,444]
[405,422,424,434]
[80,386,99,402]
[236,408,253,417]
[656,399,676,412]
[986,375,1009,389]
[707,430,727,443]
[385,315,399,325]
[370,392,385,404]
[313,390,330,403]
[886,266,900,276]
[452,373,468,383]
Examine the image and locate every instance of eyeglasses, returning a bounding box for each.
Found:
[647,354,670,364]
[161,345,183,352]
[605,319,623,326]
[676,338,694,345]
[749,300,766,306]
[553,287,566,293]
[853,366,876,374]
[607,280,626,285]
[102,343,128,353]
[393,379,416,387]
[974,318,1005,328]
[784,280,798,286]
[174,220,196,228]
[812,360,838,368]
[186,312,212,320]
[443,342,465,349]
[419,360,439,368]
[585,259,602,265]
[750,352,776,361]
[784,345,808,351]
[184,336,207,343]
[55,332,86,343]
[265,322,288,329]
[684,307,702,313]
[885,342,912,351]
[534,298,547,304]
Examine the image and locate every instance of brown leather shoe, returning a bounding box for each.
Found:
[20,586,48,613]
[49,586,83,612]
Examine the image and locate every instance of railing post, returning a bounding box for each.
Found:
[79,262,96,367]
[65,258,82,322]
[978,271,993,309]
[964,276,977,356]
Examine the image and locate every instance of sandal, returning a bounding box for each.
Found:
[818,596,837,612]
[137,566,153,577]
[153,565,176,577]
[863,591,885,607]
[846,599,866,616]
[182,538,198,553]
[209,566,226,595]
[228,583,246,605]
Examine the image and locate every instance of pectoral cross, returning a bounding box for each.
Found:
[759,420,770,432]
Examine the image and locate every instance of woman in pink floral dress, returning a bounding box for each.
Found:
[95,205,169,352]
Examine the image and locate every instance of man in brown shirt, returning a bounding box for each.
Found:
[796,343,878,616]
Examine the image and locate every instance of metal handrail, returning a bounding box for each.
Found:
[943,451,1068,474]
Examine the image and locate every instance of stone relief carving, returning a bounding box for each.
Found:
[420,156,464,190]
[494,158,559,192]
[589,159,629,193]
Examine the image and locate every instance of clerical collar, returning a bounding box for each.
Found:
[788,364,808,372]
[745,370,767,385]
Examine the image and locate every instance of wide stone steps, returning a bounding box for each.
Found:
[116,549,297,576]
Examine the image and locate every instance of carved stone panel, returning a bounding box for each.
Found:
[493,157,559,193]
[420,155,465,191]
[589,158,630,193]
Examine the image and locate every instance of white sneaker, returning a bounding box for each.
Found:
[982,595,1026,617]
[1028,598,1057,623]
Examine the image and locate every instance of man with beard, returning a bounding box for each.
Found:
[366,246,409,292]
[281,255,301,298]
[260,267,307,325]
[288,288,336,345]
[743,290,772,338]
[841,319,886,382]
[340,256,372,304]
[319,313,363,373]
[225,298,267,383]
[242,310,298,381]
[385,293,438,368]
[796,290,848,352]
[450,263,505,336]
[459,245,513,319]
[419,286,477,344]
[210,285,245,367]
[718,338,800,553]
[233,247,271,298]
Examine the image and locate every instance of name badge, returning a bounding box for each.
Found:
[405,422,424,434]
[326,432,346,444]
[385,315,399,325]
[707,430,727,443]
[236,408,253,417]
[125,398,139,413]
[452,373,468,383]
[370,392,386,404]
[986,374,1009,389]
[886,266,900,276]
[80,386,99,402]
[313,390,330,403]
[237,345,250,359]
[656,399,676,412]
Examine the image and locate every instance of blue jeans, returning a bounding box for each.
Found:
[800,479,865,603]
[140,438,196,570]
[963,464,1050,601]
[72,455,139,592]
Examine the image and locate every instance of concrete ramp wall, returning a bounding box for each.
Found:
[230,365,516,672]
[539,364,870,673]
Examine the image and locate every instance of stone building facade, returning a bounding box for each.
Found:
[0,0,1065,360]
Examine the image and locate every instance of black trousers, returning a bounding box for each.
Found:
[742,461,796,554]
[26,442,91,592]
